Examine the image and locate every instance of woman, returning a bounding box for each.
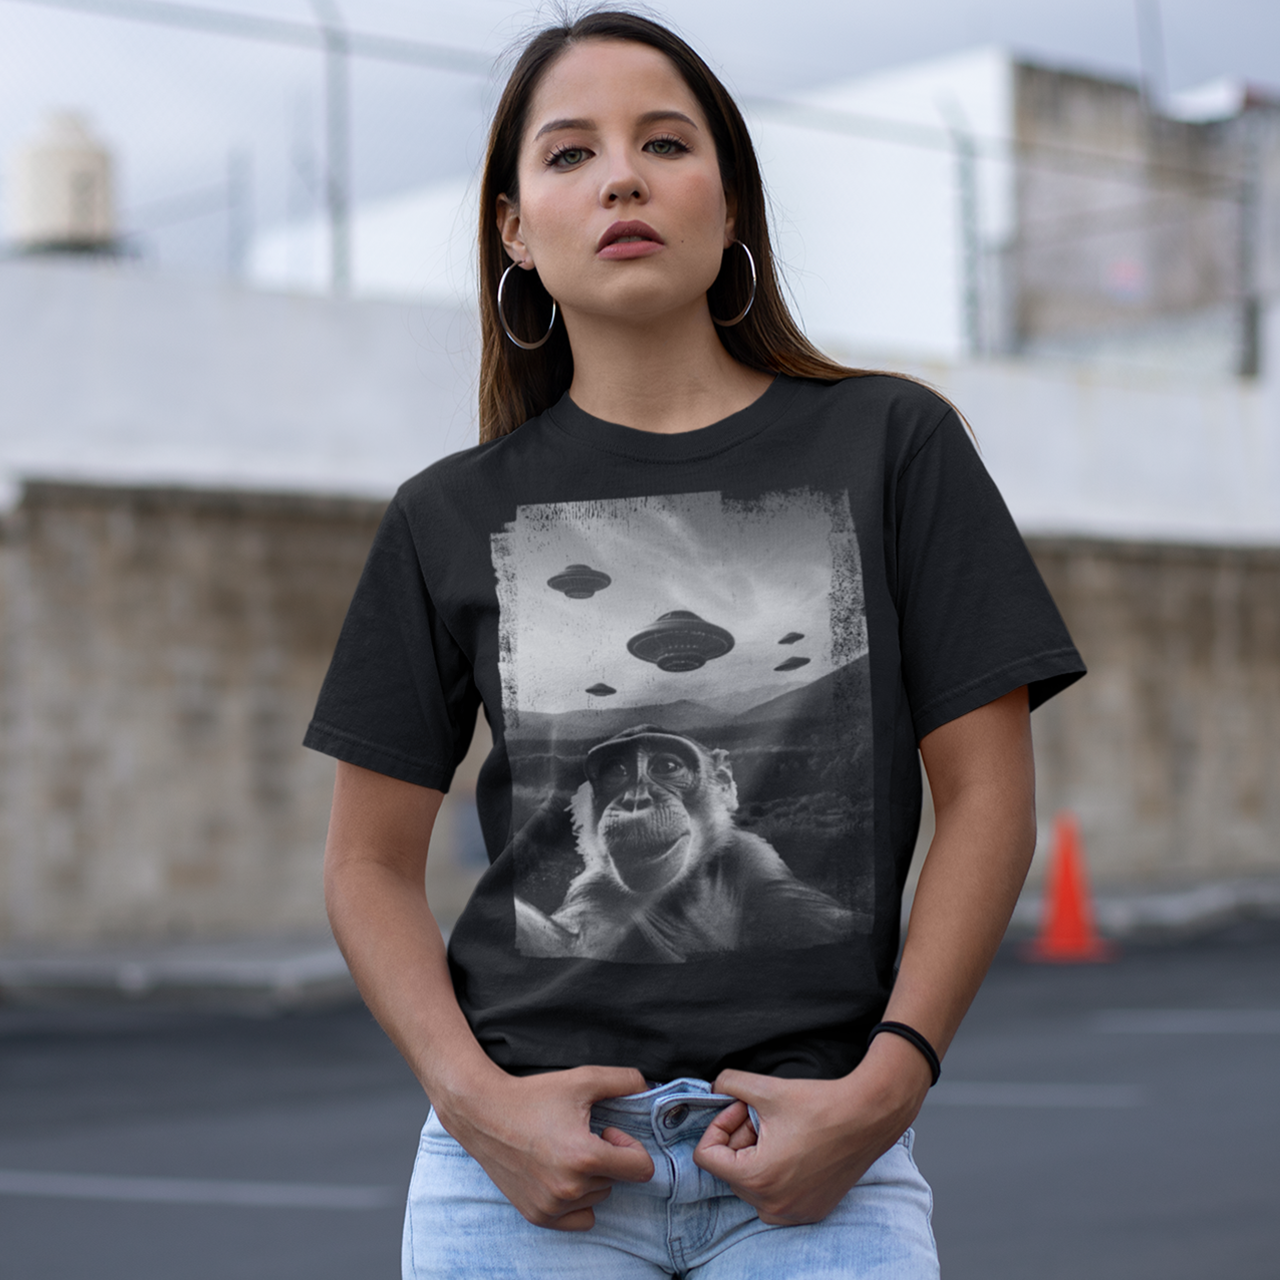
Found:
[306,10,1085,1277]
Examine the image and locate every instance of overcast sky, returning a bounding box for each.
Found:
[1,0,1277,272]
[494,489,855,716]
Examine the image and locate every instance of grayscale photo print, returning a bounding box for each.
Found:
[492,488,874,962]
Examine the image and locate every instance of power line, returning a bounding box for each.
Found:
[1018,194,1234,249]
[743,95,1246,198]
[4,0,492,74]
[4,0,1251,310]
[122,182,227,227]
[6,0,1246,198]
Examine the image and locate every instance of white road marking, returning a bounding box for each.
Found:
[1093,1009,1280,1034]
[927,1083,1143,1108]
[0,1169,397,1209]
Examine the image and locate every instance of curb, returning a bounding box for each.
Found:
[0,937,358,1010]
[6,878,1280,1010]
[1006,876,1280,941]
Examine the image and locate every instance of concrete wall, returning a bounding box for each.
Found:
[1013,63,1238,342]
[1010,63,1280,364]
[1028,536,1280,888]
[0,482,380,944]
[1,482,1276,947]
[0,481,491,947]
[894,340,1280,546]
[8,257,1280,550]
[0,255,480,503]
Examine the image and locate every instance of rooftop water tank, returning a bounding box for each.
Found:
[8,110,117,253]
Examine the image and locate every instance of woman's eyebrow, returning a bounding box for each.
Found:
[533,109,699,140]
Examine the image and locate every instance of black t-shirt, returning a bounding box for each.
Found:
[305,373,1085,1082]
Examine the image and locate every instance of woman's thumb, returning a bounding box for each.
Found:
[712,1068,772,1108]
[576,1065,649,1102]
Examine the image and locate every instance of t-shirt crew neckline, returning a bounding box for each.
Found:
[545,373,798,463]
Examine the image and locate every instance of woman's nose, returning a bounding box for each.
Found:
[600,153,649,206]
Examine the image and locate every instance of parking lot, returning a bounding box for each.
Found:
[2,920,1277,1279]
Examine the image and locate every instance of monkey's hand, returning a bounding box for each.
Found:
[434,1064,656,1231]
[692,1037,931,1225]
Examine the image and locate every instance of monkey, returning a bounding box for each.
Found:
[514,724,854,963]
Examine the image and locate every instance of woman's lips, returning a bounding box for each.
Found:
[597,220,664,260]
[597,238,665,260]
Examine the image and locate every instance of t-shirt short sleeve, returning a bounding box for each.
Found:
[894,408,1085,742]
[303,493,479,791]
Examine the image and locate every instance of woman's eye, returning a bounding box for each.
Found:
[548,146,587,168]
[646,136,688,156]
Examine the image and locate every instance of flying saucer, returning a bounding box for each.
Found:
[778,631,805,645]
[626,610,735,672]
[585,683,617,697]
[547,564,611,599]
[774,655,811,672]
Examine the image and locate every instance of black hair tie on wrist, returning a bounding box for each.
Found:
[868,1021,942,1087]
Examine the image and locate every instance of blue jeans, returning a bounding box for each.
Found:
[402,1077,939,1278]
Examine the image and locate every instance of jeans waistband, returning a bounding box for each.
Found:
[589,1077,739,1146]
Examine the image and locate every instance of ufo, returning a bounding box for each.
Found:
[627,610,735,672]
[547,564,611,599]
[778,631,805,645]
[585,683,617,697]
[774,656,811,672]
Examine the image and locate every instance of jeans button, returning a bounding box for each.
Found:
[662,1104,689,1129]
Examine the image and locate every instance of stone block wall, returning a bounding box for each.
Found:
[1027,536,1280,886]
[0,482,387,943]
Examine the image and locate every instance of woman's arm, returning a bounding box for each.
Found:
[694,684,1036,1223]
[323,761,654,1231]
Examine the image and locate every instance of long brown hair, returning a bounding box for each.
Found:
[477,8,880,443]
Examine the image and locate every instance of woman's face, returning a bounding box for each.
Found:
[499,39,734,327]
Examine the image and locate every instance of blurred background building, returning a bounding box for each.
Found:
[1,2,1278,967]
[252,47,1280,377]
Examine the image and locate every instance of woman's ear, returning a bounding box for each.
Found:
[496,194,532,267]
[723,189,738,248]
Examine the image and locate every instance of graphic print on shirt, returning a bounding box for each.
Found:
[490,488,873,964]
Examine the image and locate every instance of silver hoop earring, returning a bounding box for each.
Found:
[710,240,757,328]
[497,262,557,350]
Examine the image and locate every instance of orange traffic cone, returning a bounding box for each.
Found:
[1023,811,1117,963]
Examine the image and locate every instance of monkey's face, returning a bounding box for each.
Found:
[588,743,704,894]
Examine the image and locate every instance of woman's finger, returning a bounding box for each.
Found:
[558,1185,614,1213]
[712,1068,775,1109]
[546,1206,598,1232]
[726,1115,758,1150]
[599,1125,645,1150]
[692,1133,750,1182]
[587,1129,655,1183]
[572,1065,649,1103]
[699,1099,749,1147]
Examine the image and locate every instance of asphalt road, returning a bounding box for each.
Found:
[2,921,1277,1279]
[919,919,1280,1279]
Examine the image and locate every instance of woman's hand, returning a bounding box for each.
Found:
[692,1033,931,1225]
[435,1064,655,1231]
[323,763,652,1232]
[696,685,1036,1226]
